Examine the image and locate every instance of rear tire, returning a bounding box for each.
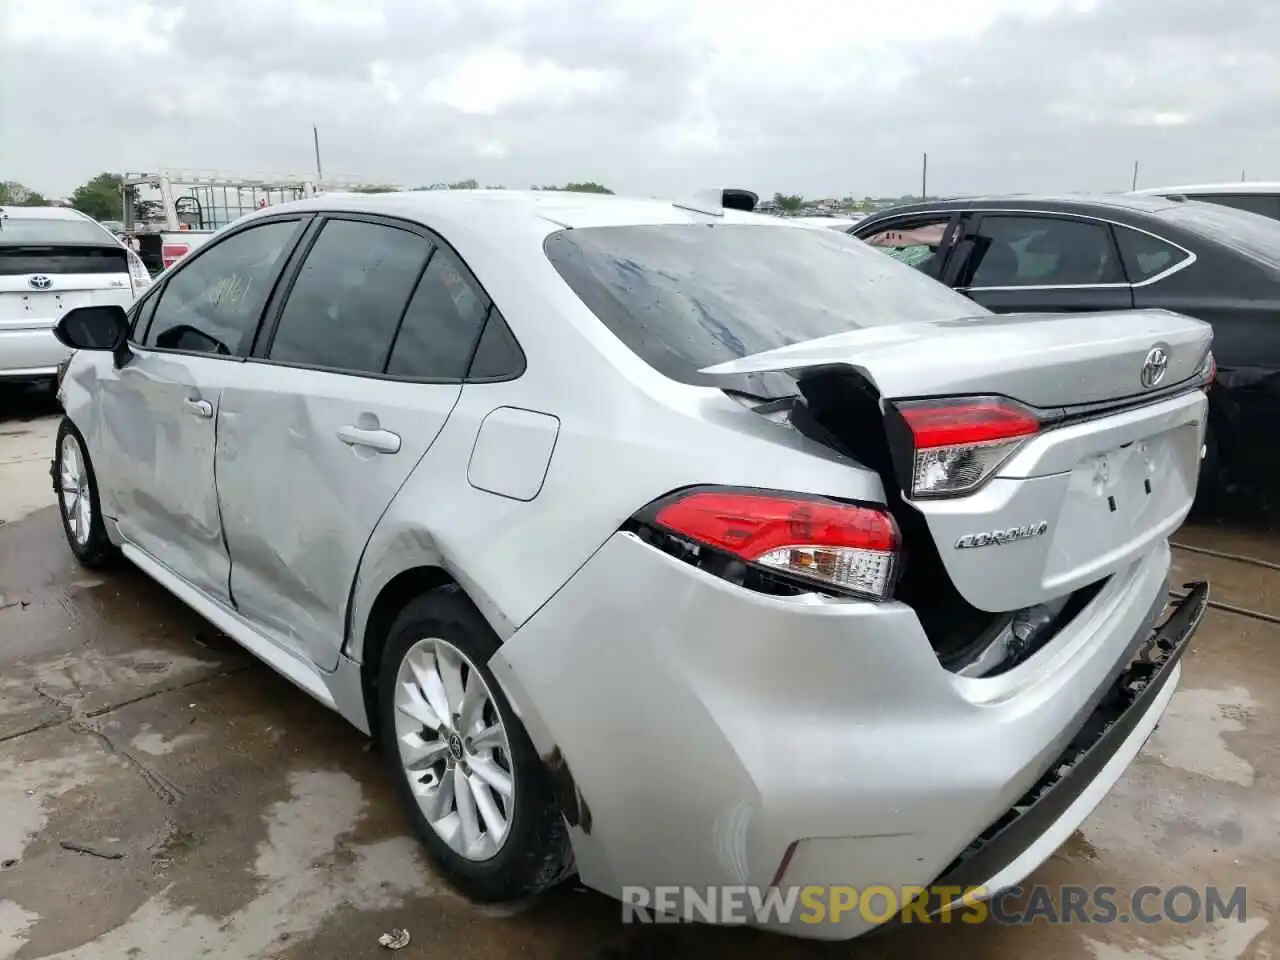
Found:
[53,419,117,569]
[376,586,573,903]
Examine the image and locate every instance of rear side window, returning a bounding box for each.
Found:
[145,219,300,356]
[268,219,431,374]
[467,308,525,380]
[543,223,980,389]
[1114,227,1189,282]
[965,216,1124,287]
[385,245,489,380]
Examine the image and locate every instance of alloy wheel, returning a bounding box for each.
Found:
[393,636,516,861]
[59,434,91,547]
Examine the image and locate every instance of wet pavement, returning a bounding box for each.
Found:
[0,387,1275,959]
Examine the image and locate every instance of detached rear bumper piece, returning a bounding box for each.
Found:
[919,580,1208,911]
[493,528,1205,941]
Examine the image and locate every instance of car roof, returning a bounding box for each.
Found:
[1132,182,1280,196]
[0,204,94,221]
[861,194,1185,220]
[252,189,796,233]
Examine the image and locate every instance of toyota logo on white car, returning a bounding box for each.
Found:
[28,274,53,290]
[1141,346,1169,388]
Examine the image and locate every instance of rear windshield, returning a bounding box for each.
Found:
[0,216,113,244]
[1153,201,1280,271]
[543,223,983,390]
[0,245,128,276]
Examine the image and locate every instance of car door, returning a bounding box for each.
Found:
[97,217,306,602]
[854,212,963,279]
[944,212,1134,314]
[215,214,491,670]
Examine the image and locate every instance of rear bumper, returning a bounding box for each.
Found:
[0,327,68,379]
[492,532,1203,940]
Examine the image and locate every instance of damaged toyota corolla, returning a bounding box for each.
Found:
[48,189,1212,940]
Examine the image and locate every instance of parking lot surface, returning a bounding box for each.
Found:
[0,387,1275,959]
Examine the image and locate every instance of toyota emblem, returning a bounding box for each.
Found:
[1140,346,1169,389]
[28,275,52,290]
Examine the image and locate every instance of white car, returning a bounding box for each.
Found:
[0,205,151,387]
[1131,182,1280,221]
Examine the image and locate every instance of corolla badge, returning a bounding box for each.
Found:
[955,522,1049,550]
[28,274,52,290]
[1140,346,1169,389]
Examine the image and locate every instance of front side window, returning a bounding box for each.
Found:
[860,218,951,272]
[268,219,431,375]
[145,220,300,355]
[964,215,1124,288]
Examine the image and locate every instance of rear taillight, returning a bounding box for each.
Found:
[161,243,190,270]
[644,488,899,600]
[1199,352,1216,391]
[895,396,1040,499]
[126,248,152,293]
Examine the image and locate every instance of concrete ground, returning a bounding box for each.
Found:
[0,384,1275,959]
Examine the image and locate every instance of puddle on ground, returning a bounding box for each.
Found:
[6,770,442,959]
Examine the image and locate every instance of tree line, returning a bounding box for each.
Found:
[1,173,614,223]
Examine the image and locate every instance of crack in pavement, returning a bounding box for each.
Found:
[29,676,197,808]
[0,666,248,750]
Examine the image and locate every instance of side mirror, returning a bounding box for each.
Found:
[54,305,130,352]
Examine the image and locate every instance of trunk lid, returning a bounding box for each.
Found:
[701,309,1211,409]
[0,245,134,331]
[702,308,1212,614]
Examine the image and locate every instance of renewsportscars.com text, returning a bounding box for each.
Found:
[621,883,1248,927]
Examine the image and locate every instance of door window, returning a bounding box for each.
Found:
[267,219,432,374]
[965,215,1124,288]
[860,219,951,272]
[385,246,490,380]
[144,220,300,355]
[1113,227,1190,282]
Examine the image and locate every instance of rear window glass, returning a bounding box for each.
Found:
[1154,201,1280,271]
[0,216,113,244]
[543,223,983,389]
[0,246,128,276]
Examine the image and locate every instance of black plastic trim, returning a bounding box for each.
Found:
[887,580,1209,924]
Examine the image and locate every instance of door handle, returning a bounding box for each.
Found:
[184,398,213,419]
[337,425,401,454]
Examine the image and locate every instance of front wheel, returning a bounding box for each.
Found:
[53,419,117,568]
[377,587,573,903]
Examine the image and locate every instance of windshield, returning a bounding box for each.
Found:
[1153,201,1280,271]
[544,223,985,395]
[0,215,116,245]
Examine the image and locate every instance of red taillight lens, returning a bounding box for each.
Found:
[897,397,1040,499]
[161,243,190,270]
[651,489,899,599]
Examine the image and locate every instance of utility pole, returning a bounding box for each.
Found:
[1242,169,1247,181]
[921,153,928,199]
[313,124,323,181]
[1131,160,1139,191]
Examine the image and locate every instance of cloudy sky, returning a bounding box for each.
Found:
[1,0,1277,200]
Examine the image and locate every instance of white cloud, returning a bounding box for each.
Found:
[1,0,1277,197]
